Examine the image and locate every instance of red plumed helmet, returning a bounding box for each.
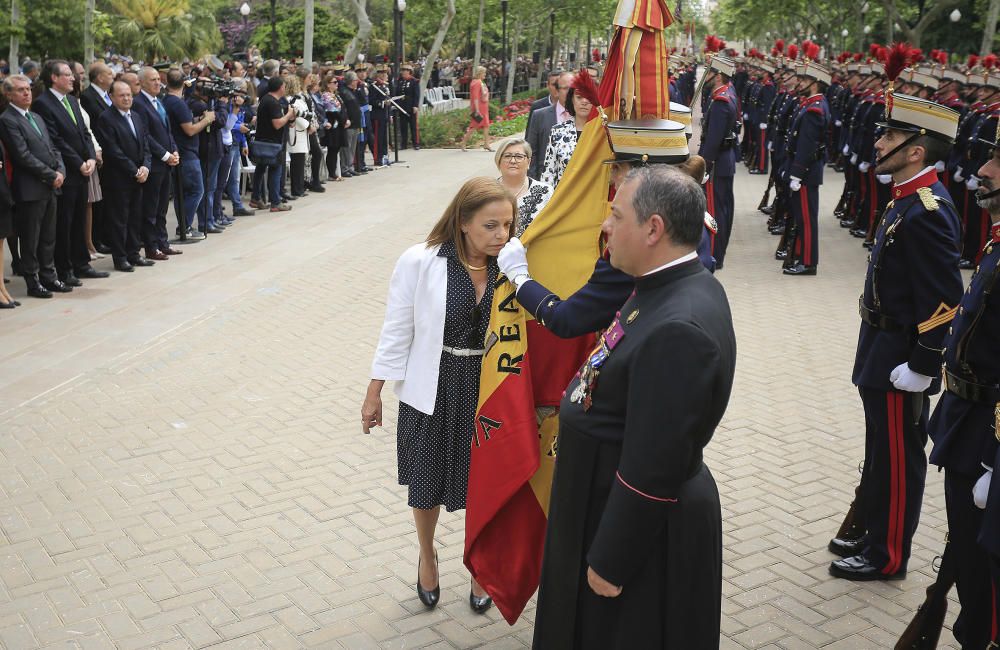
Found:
[885,42,911,83]
[909,47,923,63]
[775,39,785,54]
[869,43,881,56]
[787,44,799,61]
[804,41,820,62]
[984,54,998,70]
[935,50,948,65]
[771,47,778,57]
[853,52,863,62]
[968,54,980,68]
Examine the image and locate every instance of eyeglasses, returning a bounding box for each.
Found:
[501,153,528,162]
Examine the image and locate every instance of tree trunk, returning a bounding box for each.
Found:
[981,0,1000,57]
[84,0,94,64]
[418,0,456,101]
[473,0,484,69]
[879,0,961,48]
[505,21,520,104]
[8,0,18,72]
[344,0,371,64]
[303,0,314,70]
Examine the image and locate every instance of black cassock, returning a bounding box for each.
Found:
[532,259,736,650]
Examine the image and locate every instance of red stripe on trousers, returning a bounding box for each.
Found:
[373,127,379,164]
[800,187,812,265]
[706,180,715,254]
[414,114,420,145]
[884,392,901,575]
[759,133,766,171]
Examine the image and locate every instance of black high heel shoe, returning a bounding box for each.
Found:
[416,552,440,608]
[469,581,493,614]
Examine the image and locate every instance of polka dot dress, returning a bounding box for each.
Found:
[396,240,497,512]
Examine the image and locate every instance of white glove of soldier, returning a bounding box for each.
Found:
[889,362,933,392]
[842,144,850,155]
[743,113,749,120]
[877,174,893,184]
[934,160,946,173]
[850,153,859,165]
[768,141,774,152]
[954,167,964,183]
[789,176,802,192]
[759,123,767,130]
[497,237,529,281]
[835,120,843,127]
[974,468,992,509]
[966,176,980,191]
[858,161,871,173]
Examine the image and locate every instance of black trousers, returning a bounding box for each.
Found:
[325,128,341,178]
[989,555,1000,647]
[309,132,323,185]
[791,184,819,267]
[398,110,419,148]
[858,387,929,574]
[15,196,57,283]
[944,469,994,648]
[145,168,171,253]
[55,181,90,276]
[104,177,143,263]
[705,174,734,268]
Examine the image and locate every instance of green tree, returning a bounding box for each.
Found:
[107,0,221,61]
[249,6,352,62]
[0,0,111,61]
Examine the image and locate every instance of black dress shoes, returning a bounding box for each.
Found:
[760,205,774,215]
[0,300,14,309]
[850,228,868,238]
[129,257,155,267]
[469,587,493,614]
[95,243,112,255]
[829,555,905,581]
[27,286,52,298]
[782,263,817,276]
[42,279,73,292]
[775,249,788,261]
[59,273,82,287]
[959,258,975,270]
[77,267,109,279]
[828,536,866,558]
[114,261,135,272]
[840,218,855,228]
[416,554,440,609]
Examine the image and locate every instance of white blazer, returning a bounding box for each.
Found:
[371,242,447,415]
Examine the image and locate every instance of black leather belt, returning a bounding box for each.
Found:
[858,298,902,331]
[944,370,1000,404]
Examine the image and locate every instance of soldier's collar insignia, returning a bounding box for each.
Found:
[892,167,938,199]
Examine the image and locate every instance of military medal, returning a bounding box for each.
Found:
[570,314,628,411]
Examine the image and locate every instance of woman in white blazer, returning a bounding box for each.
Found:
[363,177,516,614]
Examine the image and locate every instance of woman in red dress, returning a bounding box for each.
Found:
[460,66,493,152]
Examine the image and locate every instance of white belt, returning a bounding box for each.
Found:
[443,346,485,357]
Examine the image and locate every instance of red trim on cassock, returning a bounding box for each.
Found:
[616,472,677,503]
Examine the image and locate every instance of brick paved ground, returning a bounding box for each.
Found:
[0,141,967,648]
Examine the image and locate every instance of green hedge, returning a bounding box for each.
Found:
[418,109,528,148]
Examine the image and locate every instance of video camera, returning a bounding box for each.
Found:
[190,75,241,100]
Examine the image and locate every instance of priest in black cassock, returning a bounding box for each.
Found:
[532,166,736,649]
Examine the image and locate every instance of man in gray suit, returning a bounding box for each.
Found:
[526,71,572,180]
[0,74,66,298]
[524,71,560,137]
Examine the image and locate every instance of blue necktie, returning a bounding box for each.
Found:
[153,98,167,126]
[124,112,137,140]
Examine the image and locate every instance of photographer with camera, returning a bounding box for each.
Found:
[253,76,296,212]
[223,80,254,217]
[188,78,228,235]
[286,75,312,198]
[162,69,214,240]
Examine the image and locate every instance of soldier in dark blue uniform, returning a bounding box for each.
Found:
[353,63,374,173]
[368,66,391,166]
[393,65,421,150]
[913,113,1000,649]
[496,119,717,340]
[749,62,776,176]
[781,58,831,276]
[829,92,963,581]
[698,55,738,270]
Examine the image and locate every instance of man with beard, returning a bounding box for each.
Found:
[829,91,963,581]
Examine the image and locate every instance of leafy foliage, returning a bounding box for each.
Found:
[106,0,221,61]
[248,7,353,61]
[0,0,110,61]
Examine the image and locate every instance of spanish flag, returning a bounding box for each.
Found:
[464,0,675,625]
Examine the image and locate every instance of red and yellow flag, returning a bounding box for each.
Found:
[463,0,674,625]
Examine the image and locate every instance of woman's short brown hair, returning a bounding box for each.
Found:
[674,154,706,184]
[426,177,518,265]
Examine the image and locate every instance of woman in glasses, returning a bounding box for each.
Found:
[494,137,553,236]
[362,177,516,616]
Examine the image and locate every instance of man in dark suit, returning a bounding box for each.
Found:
[524,71,560,137]
[80,61,114,254]
[526,71,571,180]
[0,74,67,298]
[533,166,735,648]
[393,65,421,150]
[94,80,151,272]
[133,66,181,260]
[33,59,108,286]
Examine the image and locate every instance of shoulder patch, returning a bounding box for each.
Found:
[917,186,939,211]
[704,214,718,234]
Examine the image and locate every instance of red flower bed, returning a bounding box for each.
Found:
[498,98,533,121]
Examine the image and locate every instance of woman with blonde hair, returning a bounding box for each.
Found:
[362,177,516,615]
[459,66,493,152]
[493,137,552,236]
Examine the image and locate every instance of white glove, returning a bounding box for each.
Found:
[954,168,964,183]
[877,174,893,184]
[858,161,871,173]
[835,120,843,127]
[934,160,946,173]
[966,176,980,191]
[973,469,992,509]
[497,237,529,280]
[789,177,802,192]
[759,123,767,130]
[889,362,933,393]
[768,141,774,152]
[842,144,850,155]
[743,113,749,120]
[850,153,858,165]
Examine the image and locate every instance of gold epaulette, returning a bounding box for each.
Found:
[704,214,718,234]
[917,301,958,334]
[917,186,939,211]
